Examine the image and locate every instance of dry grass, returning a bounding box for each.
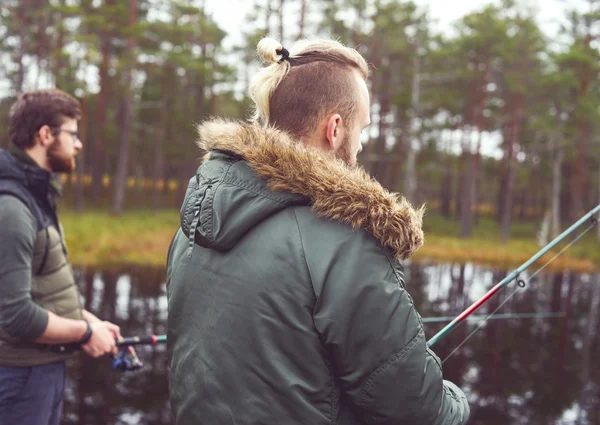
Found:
[59,208,599,272]
[60,209,179,267]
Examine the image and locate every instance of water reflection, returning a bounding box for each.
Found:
[63,263,600,425]
[62,267,170,425]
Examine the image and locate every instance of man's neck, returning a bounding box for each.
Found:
[302,134,330,155]
[24,145,51,172]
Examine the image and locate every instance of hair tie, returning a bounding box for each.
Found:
[276,47,290,63]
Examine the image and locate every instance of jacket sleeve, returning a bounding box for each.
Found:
[297,213,469,425]
[0,195,49,340]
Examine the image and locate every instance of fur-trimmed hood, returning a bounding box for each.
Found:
[188,119,424,260]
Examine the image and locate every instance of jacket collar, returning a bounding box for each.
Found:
[196,119,425,260]
[7,143,62,196]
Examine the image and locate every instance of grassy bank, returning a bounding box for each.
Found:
[60,208,599,273]
[61,209,179,268]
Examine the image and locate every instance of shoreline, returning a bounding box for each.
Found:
[61,209,598,273]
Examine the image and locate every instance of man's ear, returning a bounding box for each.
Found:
[325,113,343,150]
[37,125,54,147]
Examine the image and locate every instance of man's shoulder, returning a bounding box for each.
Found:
[210,154,305,204]
[0,193,31,214]
[0,177,34,206]
[291,204,380,246]
[0,194,37,234]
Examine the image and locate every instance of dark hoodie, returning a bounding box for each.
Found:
[0,146,83,366]
[0,147,53,341]
[166,120,470,425]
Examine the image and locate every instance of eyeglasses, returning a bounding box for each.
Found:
[53,128,80,142]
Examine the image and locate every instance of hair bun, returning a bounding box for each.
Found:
[257,37,285,64]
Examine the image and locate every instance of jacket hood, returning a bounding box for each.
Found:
[0,149,52,197]
[182,119,425,260]
[0,149,26,181]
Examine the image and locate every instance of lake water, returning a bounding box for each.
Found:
[61,262,600,425]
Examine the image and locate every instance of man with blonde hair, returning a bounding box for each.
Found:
[167,37,470,425]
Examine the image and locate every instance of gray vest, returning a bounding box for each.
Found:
[0,221,84,366]
[0,159,84,366]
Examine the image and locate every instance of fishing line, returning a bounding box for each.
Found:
[441,219,598,364]
[428,206,600,347]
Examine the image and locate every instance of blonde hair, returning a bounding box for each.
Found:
[248,37,369,137]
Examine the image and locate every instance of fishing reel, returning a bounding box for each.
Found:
[111,345,144,372]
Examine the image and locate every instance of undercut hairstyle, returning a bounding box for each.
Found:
[9,89,82,149]
[248,37,369,140]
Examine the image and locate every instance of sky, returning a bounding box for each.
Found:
[204,0,591,48]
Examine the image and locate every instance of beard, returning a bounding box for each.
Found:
[335,134,356,167]
[47,138,77,173]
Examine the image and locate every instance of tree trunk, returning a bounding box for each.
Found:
[461,147,476,238]
[297,0,307,40]
[369,69,391,182]
[552,143,564,239]
[53,2,67,89]
[93,28,111,203]
[209,55,217,114]
[455,157,465,221]
[496,129,508,223]
[75,97,87,212]
[462,62,487,238]
[440,163,452,218]
[518,188,528,220]
[460,128,475,238]
[500,157,515,243]
[561,163,572,223]
[278,0,285,41]
[111,0,137,215]
[14,4,27,93]
[500,100,520,244]
[385,133,403,191]
[196,43,207,121]
[572,88,590,220]
[597,167,600,241]
[153,70,169,211]
[404,43,420,205]
[538,210,551,247]
[33,56,42,89]
[265,0,272,35]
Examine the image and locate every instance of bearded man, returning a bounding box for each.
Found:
[0,89,121,425]
[166,37,470,425]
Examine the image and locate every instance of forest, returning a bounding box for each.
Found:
[1,0,599,254]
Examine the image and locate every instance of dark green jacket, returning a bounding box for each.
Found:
[166,120,470,425]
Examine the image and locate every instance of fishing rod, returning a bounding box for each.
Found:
[49,334,167,372]
[421,312,565,323]
[50,334,167,352]
[117,334,167,347]
[427,203,600,348]
[114,312,566,345]
[50,196,599,371]
[54,307,567,371]
[106,335,167,371]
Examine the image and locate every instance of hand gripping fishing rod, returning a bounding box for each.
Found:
[50,334,167,371]
[116,334,167,347]
[427,203,600,348]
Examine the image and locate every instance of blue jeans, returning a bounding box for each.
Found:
[0,362,66,425]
